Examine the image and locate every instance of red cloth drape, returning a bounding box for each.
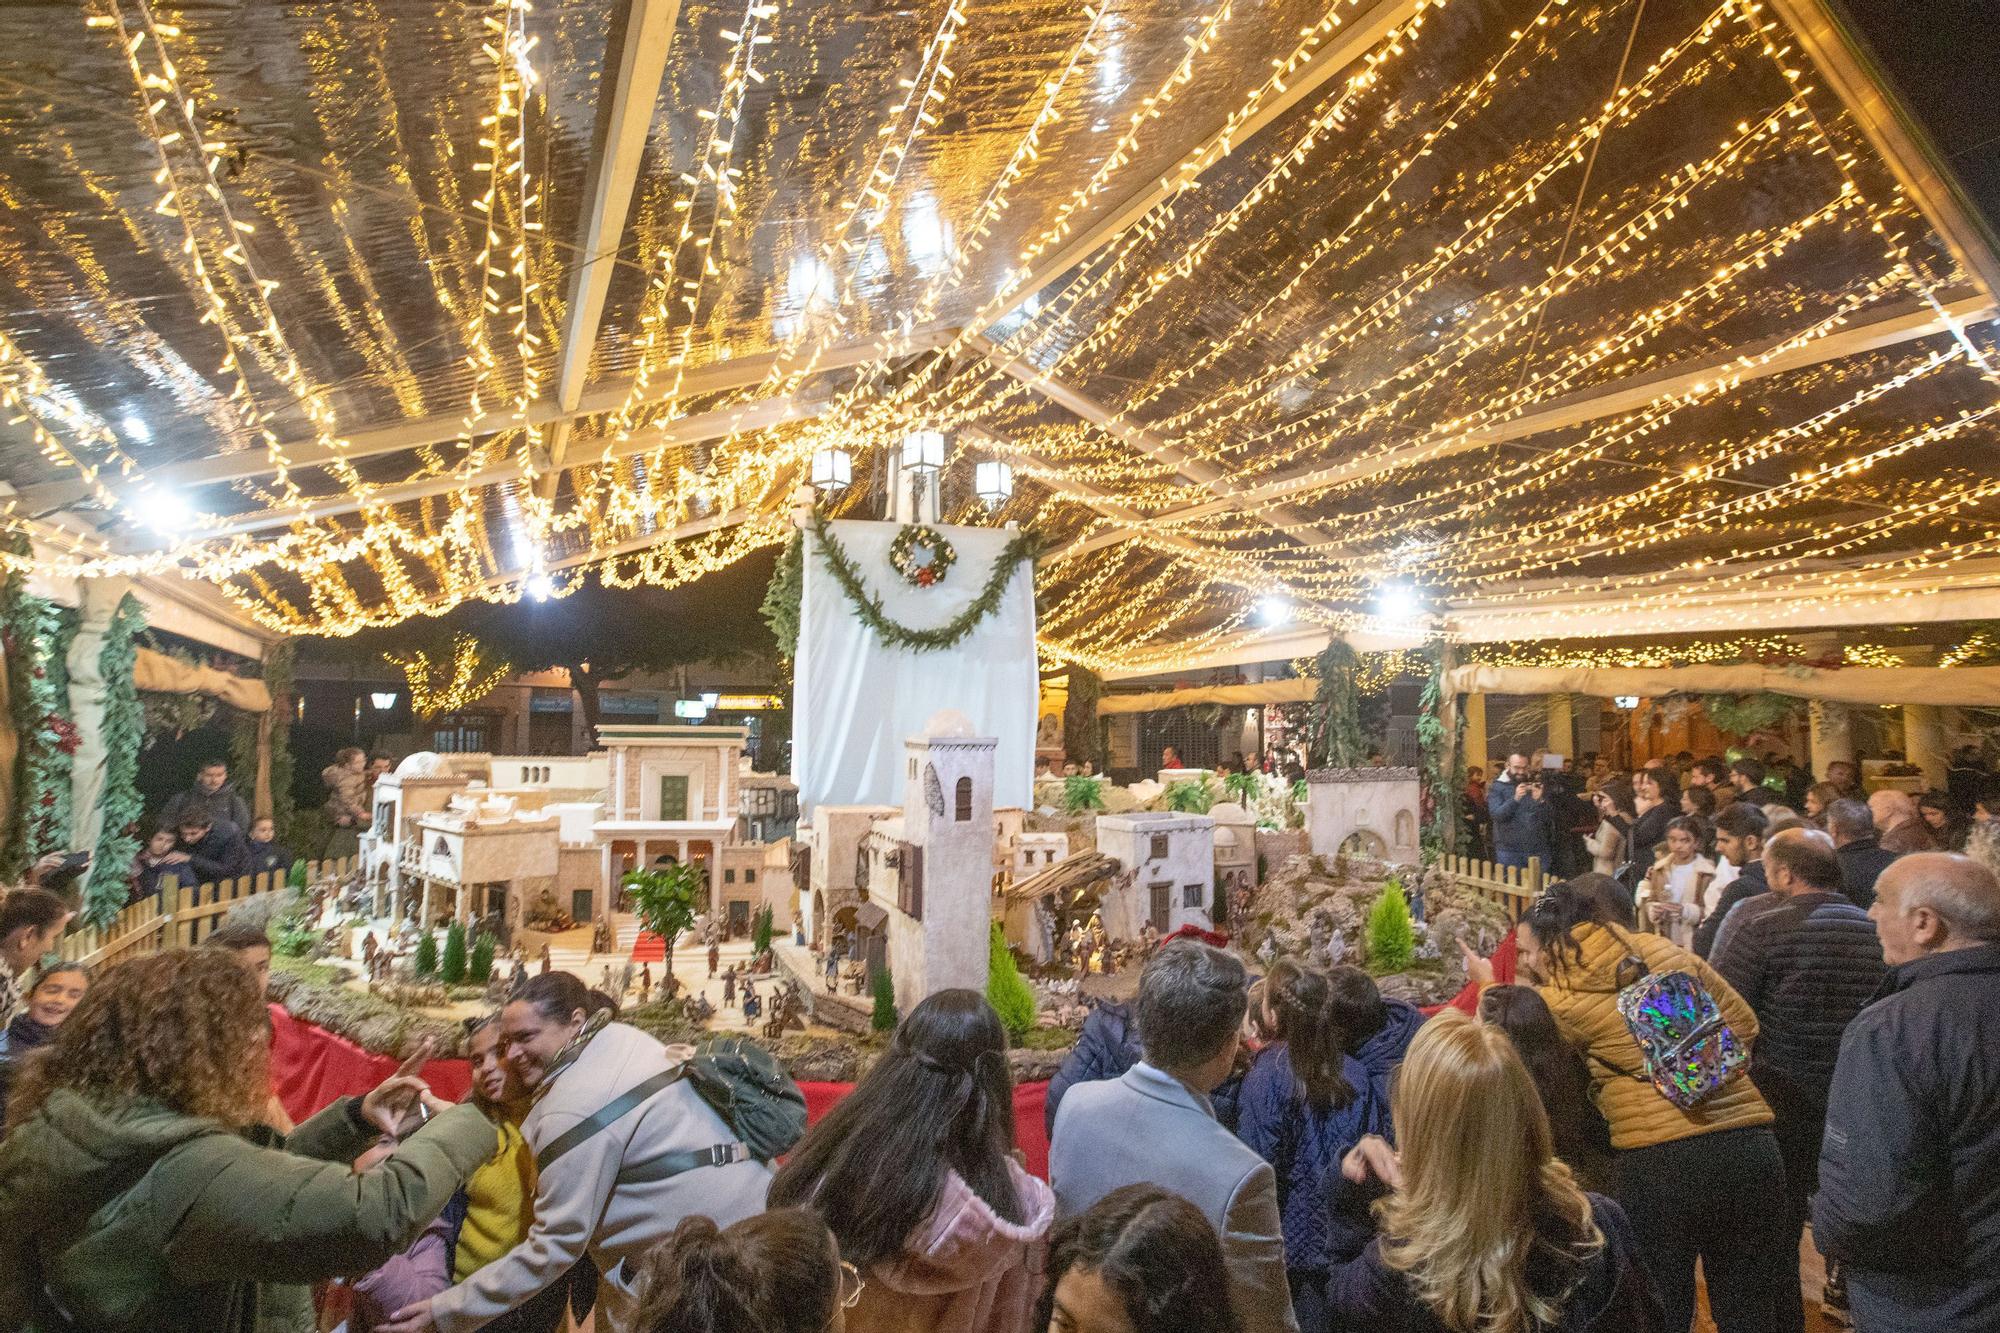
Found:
[268,1006,1053,1178]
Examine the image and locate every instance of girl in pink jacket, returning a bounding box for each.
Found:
[769,990,1055,1333]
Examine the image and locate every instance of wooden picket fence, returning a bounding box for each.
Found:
[56,855,357,971]
[1438,853,1543,922]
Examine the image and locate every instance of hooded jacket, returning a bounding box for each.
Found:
[1532,924,1771,1150]
[1814,943,2000,1333]
[853,1163,1056,1333]
[1352,999,1425,1116]
[1237,1042,1383,1274]
[0,1089,495,1333]
[322,763,371,825]
[427,1020,771,1333]
[1692,860,1767,958]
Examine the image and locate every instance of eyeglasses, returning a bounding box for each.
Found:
[824,1261,864,1328]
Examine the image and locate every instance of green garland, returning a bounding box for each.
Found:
[760,529,804,662]
[1062,667,1104,770]
[84,595,146,927]
[1310,639,1365,768]
[265,642,298,846]
[809,509,1039,653]
[1416,636,1463,860]
[1,550,79,877]
[1700,691,1807,738]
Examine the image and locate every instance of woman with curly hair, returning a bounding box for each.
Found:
[0,948,496,1333]
[631,1209,856,1333]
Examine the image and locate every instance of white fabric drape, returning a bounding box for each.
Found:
[795,519,1037,815]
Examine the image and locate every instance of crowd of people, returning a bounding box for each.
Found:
[0,744,1996,1331]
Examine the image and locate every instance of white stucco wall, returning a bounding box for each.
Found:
[1305,768,1422,863]
[1096,813,1216,937]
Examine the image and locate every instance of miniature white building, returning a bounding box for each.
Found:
[1007,829,1070,884]
[590,723,745,918]
[882,712,997,1013]
[1094,812,1216,936]
[1209,801,1258,898]
[1306,767,1422,863]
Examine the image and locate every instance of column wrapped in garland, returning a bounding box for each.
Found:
[1062,667,1104,771]
[1,553,79,878]
[1416,636,1464,859]
[1309,639,1365,768]
[265,641,296,844]
[82,595,146,926]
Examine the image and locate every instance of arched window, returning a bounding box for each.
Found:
[955,775,973,822]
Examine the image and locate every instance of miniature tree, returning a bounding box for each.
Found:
[1164,779,1214,814]
[1223,771,1261,805]
[986,923,1037,1040]
[1062,775,1104,813]
[870,967,898,1032]
[624,862,702,973]
[470,932,496,983]
[1365,881,1417,973]
[414,930,439,977]
[751,905,774,957]
[441,920,468,983]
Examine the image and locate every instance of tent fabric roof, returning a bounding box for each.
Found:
[2,0,1996,669]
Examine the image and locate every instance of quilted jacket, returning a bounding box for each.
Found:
[1534,923,1772,1150]
[1710,890,1885,1102]
[1236,1041,1383,1275]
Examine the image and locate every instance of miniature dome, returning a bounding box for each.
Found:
[922,708,976,738]
[393,751,447,779]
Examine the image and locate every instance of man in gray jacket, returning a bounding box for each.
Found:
[1050,940,1296,1333]
[379,973,770,1333]
[159,758,253,838]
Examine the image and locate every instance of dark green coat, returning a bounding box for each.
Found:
[0,1089,496,1333]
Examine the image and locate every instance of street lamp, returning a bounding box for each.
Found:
[974,460,1014,509]
[900,429,947,476]
[809,447,853,495]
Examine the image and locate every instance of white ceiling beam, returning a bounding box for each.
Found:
[978,0,1430,330]
[191,391,821,536]
[537,0,685,498]
[965,333,1339,550]
[14,325,958,514]
[1764,0,2000,301]
[1049,288,1997,562]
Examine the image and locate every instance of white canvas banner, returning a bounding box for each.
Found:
[795,519,1037,815]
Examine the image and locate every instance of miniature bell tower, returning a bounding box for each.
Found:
[895,710,995,1006]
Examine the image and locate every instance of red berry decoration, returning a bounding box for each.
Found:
[889,524,956,589]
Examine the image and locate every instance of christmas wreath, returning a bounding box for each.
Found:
[889,524,956,588]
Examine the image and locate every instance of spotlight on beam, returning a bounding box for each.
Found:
[140,487,193,537]
[1374,581,1423,624]
[1256,596,1291,627]
[524,572,555,602]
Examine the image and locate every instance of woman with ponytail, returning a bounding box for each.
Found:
[1234,958,1383,1327]
[632,1210,856,1333]
[769,989,1055,1333]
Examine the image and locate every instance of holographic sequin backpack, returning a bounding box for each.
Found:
[1611,954,1748,1110]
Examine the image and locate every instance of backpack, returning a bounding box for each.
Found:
[1609,957,1748,1110]
[538,1034,808,1184]
[681,1035,809,1163]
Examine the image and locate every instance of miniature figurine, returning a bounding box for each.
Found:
[708,942,720,978]
[538,943,551,975]
[639,963,653,1005]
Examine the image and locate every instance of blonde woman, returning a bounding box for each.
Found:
[1325,1011,1663,1332]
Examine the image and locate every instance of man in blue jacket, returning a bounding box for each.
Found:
[1814,853,2000,1332]
[1487,752,1553,871]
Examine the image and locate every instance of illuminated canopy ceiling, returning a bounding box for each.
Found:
[2,0,1997,674]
